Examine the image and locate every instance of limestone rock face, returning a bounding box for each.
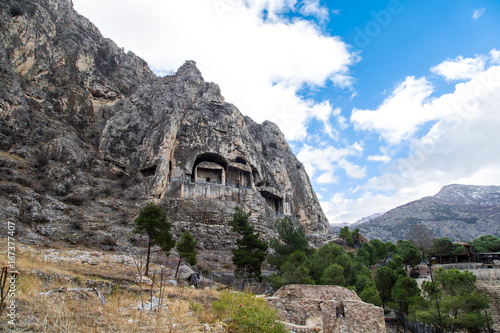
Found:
[0,0,330,253]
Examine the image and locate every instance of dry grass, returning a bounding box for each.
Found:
[0,240,225,332]
[7,288,216,332]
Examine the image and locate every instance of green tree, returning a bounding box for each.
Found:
[339,226,358,246]
[348,261,372,289]
[385,255,407,278]
[370,239,388,262]
[396,240,422,271]
[360,284,382,307]
[157,225,176,257]
[339,225,352,240]
[320,263,345,286]
[417,268,490,332]
[269,250,315,290]
[133,203,173,276]
[334,253,354,281]
[429,238,464,263]
[175,231,198,278]
[351,228,360,239]
[375,266,398,310]
[310,242,345,283]
[267,217,311,270]
[356,243,377,265]
[386,254,403,269]
[391,276,420,315]
[229,208,268,281]
[386,241,397,254]
[355,274,372,292]
[471,234,500,253]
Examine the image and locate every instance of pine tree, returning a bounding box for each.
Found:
[391,276,420,315]
[269,250,314,289]
[338,226,351,240]
[470,234,500,252]
[359,284,382,306]
[417,268,490,332]
[375,266,398,310]
[133,203,173,276]
[396,240,422,271]
[229,207,268,281]
[310,242,345,283]
[175,231,197,278]
[320,263,345,286]
[268,216,312,270]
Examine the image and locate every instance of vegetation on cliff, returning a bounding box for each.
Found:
[229,208,268,281]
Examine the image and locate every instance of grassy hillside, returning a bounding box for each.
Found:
[0,239,280,332]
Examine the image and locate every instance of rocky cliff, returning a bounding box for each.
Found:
[0,0,331,253]
[356,184,500,243]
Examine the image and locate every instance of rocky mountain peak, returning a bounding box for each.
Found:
[0,0,332,254]
[434,184,500,206]
[174,60,206,87]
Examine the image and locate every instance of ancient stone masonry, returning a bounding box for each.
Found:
[477,281,500,331]
[0,0,332,252]
[266,285,386,333]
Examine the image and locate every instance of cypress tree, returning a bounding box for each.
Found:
[175,231,198,278]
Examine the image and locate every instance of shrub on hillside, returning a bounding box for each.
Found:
[212,290,288,333]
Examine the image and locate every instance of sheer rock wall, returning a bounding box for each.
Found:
[0,0,330,251]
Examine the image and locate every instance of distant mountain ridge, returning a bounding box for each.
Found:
[356,184,500,243]
[434,184,500,205]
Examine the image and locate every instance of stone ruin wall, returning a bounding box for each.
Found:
[265,285,386,333]
[477,281,500,331]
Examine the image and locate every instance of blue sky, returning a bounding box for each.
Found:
[73,0,500,224]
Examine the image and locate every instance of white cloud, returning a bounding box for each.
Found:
[73,0,356,141]
[338,159,366,179]
[310,101,339,138]
[367,155,391,162]
[472,8,485,21]
[431,55,487,81]
[303,162,316,179]
[317,171,338,184]
[352,54,499,145]
[299,0,329,23]
[297,143,365,183]
[351,76,435,143]
[491,48,500,64]
[297,144,354,171]
[329,53,500,224]
[352,141,363,152]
